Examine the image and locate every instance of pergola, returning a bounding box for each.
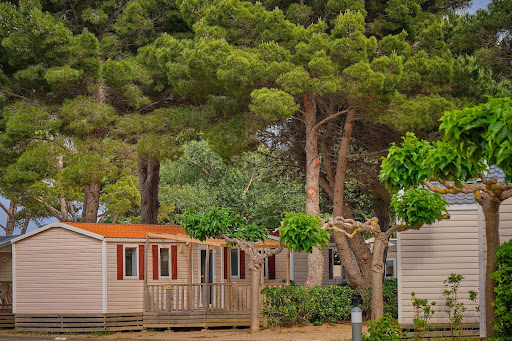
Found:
[143,232,290,309]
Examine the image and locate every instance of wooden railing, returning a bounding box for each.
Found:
[0,282,12,310]
[146,283,251,313]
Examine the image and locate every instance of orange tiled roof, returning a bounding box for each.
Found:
[65,223,185,239]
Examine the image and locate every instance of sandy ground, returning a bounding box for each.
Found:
[0,322,366,341]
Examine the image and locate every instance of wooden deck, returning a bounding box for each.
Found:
[145,283,252,328]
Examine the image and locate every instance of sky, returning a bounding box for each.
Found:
[0,0,494,235]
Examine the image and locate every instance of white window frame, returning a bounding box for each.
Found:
[385,258,396,279]
[230,248,241,279]
[332,249,343,279]
[158,245,171,279]
[123,245,139,279]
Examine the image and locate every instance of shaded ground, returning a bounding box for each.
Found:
[0,322,362,341]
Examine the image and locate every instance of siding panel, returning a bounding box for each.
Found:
[15,228,103,314]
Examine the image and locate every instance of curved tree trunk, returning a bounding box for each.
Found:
[303,94,324,286]
[83,183,101,223]
[331,110,372,289]
[370,237,388,320]
[482,198,501,337]
[250,265,261,332]
[138,155,160,224]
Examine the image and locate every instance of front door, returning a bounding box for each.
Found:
[199,248,214,305]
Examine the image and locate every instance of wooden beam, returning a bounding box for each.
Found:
[146,233,281,248]
[188,244,193,284]
[227,247,231,284]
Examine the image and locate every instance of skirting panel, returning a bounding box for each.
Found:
[14,313,143,332]
[143,311,251,329]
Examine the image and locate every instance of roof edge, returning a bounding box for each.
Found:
[11,222,105,243]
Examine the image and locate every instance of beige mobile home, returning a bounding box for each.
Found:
[398,178,512,337]
[7,222,291,331]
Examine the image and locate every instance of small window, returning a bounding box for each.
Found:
[160,247,170,278]
[385,259,396,278]
[125,246,138,278]
[258,249,268,279]
[231,248,240,278]
[333,250,343,278]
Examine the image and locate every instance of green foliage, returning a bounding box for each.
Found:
[280,212,330,253]
[410,291,436,338]
[180,206,268,243]
[363,314,402,341]
[390,188,448,228]
[383,279,398,319]
[261,285,354,326]
[100,175,141,219]
[440,98,512,182]
[249,88,299,120]
[491,240,512,338]
[443,273,467,338]
[159,140,305,228]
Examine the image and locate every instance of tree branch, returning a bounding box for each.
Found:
[313,109,350,132]
[37,197,63,221]
[0,202,8,214]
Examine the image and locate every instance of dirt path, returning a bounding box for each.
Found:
[0,322,365,341]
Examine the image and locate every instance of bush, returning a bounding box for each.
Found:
[261,285,354,326]
[310,286,354,323]
[383,279,398,319]
[491,240,512,338]
[363,314,402,341]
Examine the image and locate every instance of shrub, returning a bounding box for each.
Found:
[261,286,316,326]
[491,240,512,338]
[383,278,398,319]
[261,285,354,326]
[363,314,402,341]
[310,285,354,323]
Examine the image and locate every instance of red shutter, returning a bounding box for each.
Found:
[268,254,276,280]
[240,250,245,279]
[328,249,333,279]
[171,245,178,280]
[139,245,145,280]
[117,245,123,280]
[152,245,159,280]
[224,247,228,279]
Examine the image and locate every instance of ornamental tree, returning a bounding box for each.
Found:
[181,208,329,332]
[379,98,512,336]
[321,187,448,320]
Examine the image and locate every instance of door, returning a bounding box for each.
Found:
[199,248,214,305]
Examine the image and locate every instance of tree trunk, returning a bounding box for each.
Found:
[83,183,101,223]
[21,213,31,235]
[5,201,17,235]
[250,264,261,332]
[331,110,372,289]
[138,155,160,224]
[482,198,501,337]
[370,237,387,320]
[57,156,68,222]
[303,94,323,286]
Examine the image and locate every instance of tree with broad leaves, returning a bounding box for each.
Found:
[321,187,448,320]
[380,97,512,336]
[181,207,329,332]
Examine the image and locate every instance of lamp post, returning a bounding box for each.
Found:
[351,307,362,341]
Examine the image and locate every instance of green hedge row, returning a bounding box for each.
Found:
[261,285,354,326]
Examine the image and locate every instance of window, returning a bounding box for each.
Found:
[385,259,396,278]
[230,248,240,278]
[124,246,138,278]
[160,247,170,278]
[258,249,268,279]
[333,250,343,278]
